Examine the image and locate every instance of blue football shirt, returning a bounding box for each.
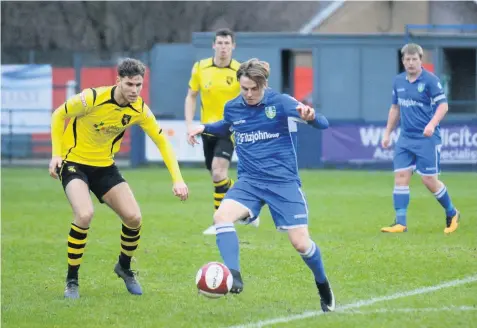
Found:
[392,69,447,139]
[203,88,328,185]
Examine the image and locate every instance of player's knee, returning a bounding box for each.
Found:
[213,207,238,225]
[123,212,142,229]
[74,208,94,227]
[394,171,411,186]
[291,238,310,254]
[288,229,310,253]
[211,169,227,183]
[421,175,439,189]
[213,210,227,224]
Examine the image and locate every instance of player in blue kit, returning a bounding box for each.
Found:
[187,58,335,312]
[381,43,460,234]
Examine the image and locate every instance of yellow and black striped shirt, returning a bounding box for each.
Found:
[51,85,183,182]
[189,58,241,124]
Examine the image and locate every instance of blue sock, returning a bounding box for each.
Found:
[215,223,240,272]
[393,185,410,226]
[300,241,327,284]
[434,184,457,217]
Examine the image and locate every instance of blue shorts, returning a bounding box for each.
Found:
[223,179,308,231]
[393,136,442,176]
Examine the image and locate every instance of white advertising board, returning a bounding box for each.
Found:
[1,64,53,134]
[145,120,238,162]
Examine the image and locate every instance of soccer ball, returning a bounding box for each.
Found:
[196,262,233,298]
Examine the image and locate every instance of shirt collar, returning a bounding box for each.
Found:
[406,68,425,82]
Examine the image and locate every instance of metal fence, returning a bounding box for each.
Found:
[0,49,148,166]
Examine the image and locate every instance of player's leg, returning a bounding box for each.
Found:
[381,142,415,233]
[203,135,234,212]
[415,141,459,233]
[59,163,95,299]
[213,180,263,293]
[91,165,143,295]
[266,183,334,312]
[211,156,233,209]
[202,135,220,234]
[288,227,335,312]
[211,137,235,210]
[214,137,260,228]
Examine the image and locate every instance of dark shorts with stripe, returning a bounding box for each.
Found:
[58,161,125,203]
[201,134,234,171]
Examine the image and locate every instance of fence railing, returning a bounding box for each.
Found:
[1,106,132,166]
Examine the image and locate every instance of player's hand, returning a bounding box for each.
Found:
[423,122,435,137]
[49,156,63,179]
[381,133,391,149]
[173,182,189,201]
[187,125,205,146]
[186,124,196,136]
[297,104,315,121]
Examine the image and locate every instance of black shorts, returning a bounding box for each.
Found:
[201,134,234,171]
[57,161,126,203]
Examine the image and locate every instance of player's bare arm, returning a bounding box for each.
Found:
[187,125,205,146]
[187,119,233,146]
[185,88,199,132]
[424,103,449,137]
[382,104,400,148]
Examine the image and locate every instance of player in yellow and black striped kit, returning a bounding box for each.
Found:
[49,58,188,299]
[184,28,260,235]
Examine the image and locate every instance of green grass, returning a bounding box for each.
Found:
[2,167,477,328]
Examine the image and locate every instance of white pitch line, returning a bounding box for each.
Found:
[228,274,477,328]
[340,306,476,315]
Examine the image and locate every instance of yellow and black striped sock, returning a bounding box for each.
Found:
[67,223,89,280]
[119,223,141,270]
[213,178,235,210]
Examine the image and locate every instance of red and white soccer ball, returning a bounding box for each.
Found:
[196,262,233,298]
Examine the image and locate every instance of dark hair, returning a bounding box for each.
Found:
[236,58,269,89]
[117,58,146,78]
[214,28,235,43]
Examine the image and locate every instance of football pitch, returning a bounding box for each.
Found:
[2,167,476,328]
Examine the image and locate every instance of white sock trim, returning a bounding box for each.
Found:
[300,241,316,258]
[434,184,447,198]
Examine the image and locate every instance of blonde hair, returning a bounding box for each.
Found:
[401,43,423,59]
[236,58,270,89]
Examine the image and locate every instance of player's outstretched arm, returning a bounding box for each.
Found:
[49,89,93,179]
[298,104,329,129]
[282,94,329,129]
[187,125,205,146]
[187,120,232,146]
[203,120,233,137]
[139,109,188,201]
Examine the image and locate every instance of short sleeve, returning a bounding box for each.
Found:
[427,75,447,106]
[188,62,200,92]
[392,80,398,105]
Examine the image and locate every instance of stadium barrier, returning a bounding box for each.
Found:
[137,119,477,170]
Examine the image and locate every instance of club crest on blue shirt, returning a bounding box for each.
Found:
[417,83,425,93]
[265,106,276,119]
